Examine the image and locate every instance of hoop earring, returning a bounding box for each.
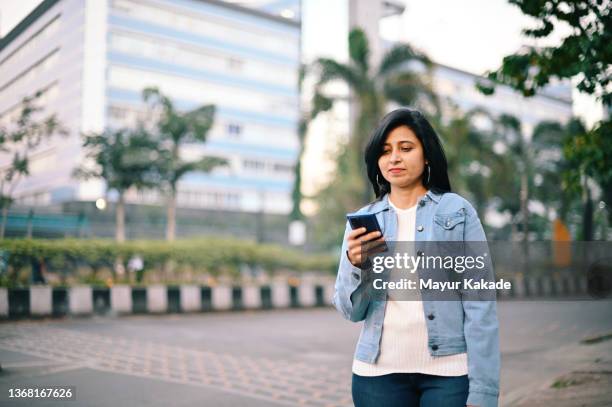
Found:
[426,164,431,185]
[376,173,382,185]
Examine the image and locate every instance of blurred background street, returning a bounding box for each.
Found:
[1,300,612,406]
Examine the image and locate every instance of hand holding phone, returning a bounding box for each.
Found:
[346,213,388,268]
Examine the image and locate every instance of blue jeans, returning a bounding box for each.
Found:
[352,373,469,407]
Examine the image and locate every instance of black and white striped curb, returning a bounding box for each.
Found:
[0,275,336,319]
[0,274,592,319]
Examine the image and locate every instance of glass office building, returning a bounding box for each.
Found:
[0,0,301,215]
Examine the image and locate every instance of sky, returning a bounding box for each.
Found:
[0,0,40,37]
[382,0,568,74]
[302,0,569,75]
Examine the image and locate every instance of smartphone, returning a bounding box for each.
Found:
[346,213,388,252]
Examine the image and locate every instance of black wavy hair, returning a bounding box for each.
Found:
[364,108,451,199]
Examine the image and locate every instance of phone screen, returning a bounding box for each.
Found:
[346,213,388,252]
[346,213,383,234]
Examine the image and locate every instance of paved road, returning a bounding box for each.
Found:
[0,300,611,406]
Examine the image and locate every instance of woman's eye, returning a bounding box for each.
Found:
[401,148,412,152]
[382,150,391,154]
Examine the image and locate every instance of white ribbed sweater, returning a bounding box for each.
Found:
[352,198,468,377]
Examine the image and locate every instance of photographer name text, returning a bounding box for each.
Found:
[373,278,511,291]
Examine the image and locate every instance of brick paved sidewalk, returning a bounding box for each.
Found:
[510,334,612,407]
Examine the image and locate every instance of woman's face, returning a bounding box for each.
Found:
[378,125,428,190]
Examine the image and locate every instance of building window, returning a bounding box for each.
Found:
[0,48,59,97]
[273,163,294,173]
[227,123,242,137]
[0,14,60,67]
[177,190,240,209]
[244,159,265,171]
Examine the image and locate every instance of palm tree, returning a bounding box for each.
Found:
[75,127,160,242]
[529,119,586,229]
[559,118,606,240]
[437,108,498,217]
[290,65,333,222]
[310,28,438,208]
[492,114,534,242]
[141,87,228,241]
[491,114,584,240]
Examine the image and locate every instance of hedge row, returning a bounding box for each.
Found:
[0,238,338,287]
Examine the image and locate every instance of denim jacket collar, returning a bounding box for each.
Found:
[362,189,442,215]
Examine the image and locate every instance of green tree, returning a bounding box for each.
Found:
[74,127,160,242]
[0,91,67,238]
[563,120,612,239]
[477,0,610,242]
[311,27,438,207]
[290,64,335,228]
[484,115,586,241]
[308,28,438,248]
[483,114,541,272]
[436,108,498,217]
[141,87,228,241]
[477,0,610,107]
[529,119,585,226]
[492,115,538,242]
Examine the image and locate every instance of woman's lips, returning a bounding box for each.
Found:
[389,168,404,174]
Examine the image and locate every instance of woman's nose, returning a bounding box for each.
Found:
[390,150,401,162]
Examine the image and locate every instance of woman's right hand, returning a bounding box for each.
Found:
[346,227,386,268]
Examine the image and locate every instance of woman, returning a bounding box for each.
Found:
[332,108,500,407]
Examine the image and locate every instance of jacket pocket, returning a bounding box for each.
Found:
[434,209,466,240]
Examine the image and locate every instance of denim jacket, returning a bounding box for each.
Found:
[333,190,500,407]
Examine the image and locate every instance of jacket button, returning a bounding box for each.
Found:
[417,250,424,256]
[431,344,438,351]
[445,220,451,227]
[419,200,426,206]
[417,225,424,232]
[427,314,435,320]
